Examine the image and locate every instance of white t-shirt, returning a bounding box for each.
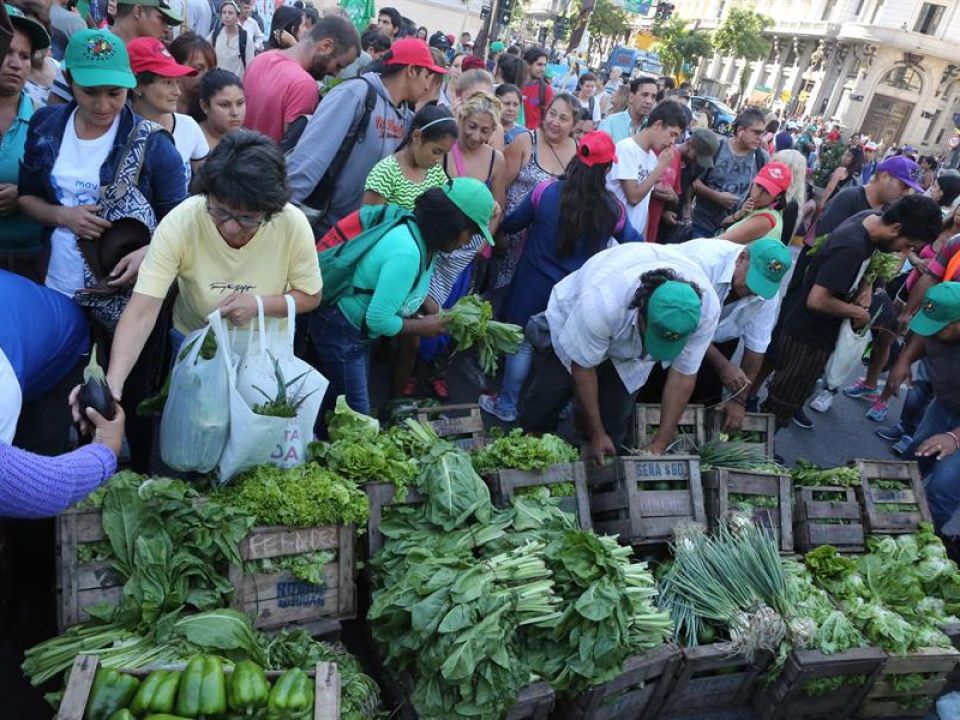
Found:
[607,136,658,238]
[46,110,121,297]
[171,113,209,193]
[242,17,264,52]
[0,347,21,444]
[578,94,602,123]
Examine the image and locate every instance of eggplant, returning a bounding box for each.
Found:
[78,345,117,420]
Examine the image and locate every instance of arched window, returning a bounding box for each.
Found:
[879,65,923,93]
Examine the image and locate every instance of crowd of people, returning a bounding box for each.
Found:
[1,0,959,539]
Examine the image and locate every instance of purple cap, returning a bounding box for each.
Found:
[877,155,923,193]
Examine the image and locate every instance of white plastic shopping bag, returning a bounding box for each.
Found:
[824,319,871,390]
[217,296,328,483]
[160,310,231,472]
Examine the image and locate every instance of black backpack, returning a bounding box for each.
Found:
[211,24,248,69]
[286,78,379,231]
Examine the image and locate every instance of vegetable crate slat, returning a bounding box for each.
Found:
[415,403,487,451]
[705,409,777,460]
[944,623,960,692]
[552,644,681,720]
[55,654,341,720]
[228,523,356,633]
[587,456,706,546]
[658,643,772,719]
[793,486,865,553]
[753,646,887,720]
[856,460,932,535]
[485,461,594,530]
[855,646,960,718]
[56,507,123,631]
[632,404,706,453]
[702,469,794,554]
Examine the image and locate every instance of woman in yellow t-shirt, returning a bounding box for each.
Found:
[101,131,322,403]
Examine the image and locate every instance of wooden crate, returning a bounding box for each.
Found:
[415,403,486,450]
[485,462,593,530]
[632,404,706,453]
[703,469,793,553]
[856,459,932,535]
[55,654,341,720]
[587,456,706,546]
[56,507,124,631]
[856,646,960,718]
[793,486,865,552]
[754,647,886,720]
[365,482,426,558]
[659,644,772,719]
[229,524,355,634]
[551,644,681,720]
[705,409,777,459]
[944,623,960,692]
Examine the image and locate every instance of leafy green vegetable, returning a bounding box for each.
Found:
[244,550,336,586]
[251,351,317,418]
[695,439,784,473]
[219,463,369,527]
[440,295,524,375]
[791,460,860,487]
[471,429,579,475]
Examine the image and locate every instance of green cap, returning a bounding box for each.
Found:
[65,30,136,89]
[441,177,495,246]
[643,280,702,361]
[118,0,183,25]
[490,41,505,53]
[6,4,49,50]
[746,237,792,300]
[909,282,960,336]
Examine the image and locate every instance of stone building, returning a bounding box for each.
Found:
[679,0,960,153]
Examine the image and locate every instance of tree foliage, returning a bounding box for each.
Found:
[568,0,630,54]
[652,16,713,80]
[714,6,772,60]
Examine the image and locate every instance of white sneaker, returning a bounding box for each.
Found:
[809,388,837,413]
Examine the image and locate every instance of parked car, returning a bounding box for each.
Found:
[691,95,736,135]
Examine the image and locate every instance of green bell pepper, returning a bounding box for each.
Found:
[85,668,141,720]
[227,661,270,717]
[130,670,180,715]
[266,668,313,720]
[108,711,136,720]
[175,655,227,719]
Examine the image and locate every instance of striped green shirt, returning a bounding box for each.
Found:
[364,155,448,210]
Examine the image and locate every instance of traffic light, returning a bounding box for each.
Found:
[497,0,513,25]
[655,2,674,18]
[553,15,569,39]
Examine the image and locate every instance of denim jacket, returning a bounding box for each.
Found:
[18,102,187,241]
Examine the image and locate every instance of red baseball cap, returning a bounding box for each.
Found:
[577,131,617,167]
[127,37,197,78]
[461,55,485,71]
[386,38,447,74]
[754,161,792,196]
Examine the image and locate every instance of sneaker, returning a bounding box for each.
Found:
[792,408,814,430]
[478,394,517,423]
[843,379,879,400]
[810,388,838,413]
[876,425,904,442]
[431,377,449,400]
[866,400,888,422]
[745,396,760,413]
[891,435,913,456]
[558,401,574,421]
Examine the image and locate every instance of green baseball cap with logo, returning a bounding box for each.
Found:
[118,0,183,25]
[65,29,136,89]
[909,282,960,336]
[441,177,495,246]
[746,237,792,300]
[6,4,50,50]
[643,280,702,361]
[490,41,506,53]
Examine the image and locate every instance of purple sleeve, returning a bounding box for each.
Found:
[0,443,117,519]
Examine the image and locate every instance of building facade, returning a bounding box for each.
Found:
[679,0,960,154]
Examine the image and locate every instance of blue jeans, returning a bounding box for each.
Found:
[896,380,933,438]
[169,327,186,366]
[906,399,960,531]
[495,340,534,416]
[307,306,374,429]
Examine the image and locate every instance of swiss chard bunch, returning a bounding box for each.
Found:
[440,295,524,375]
[471,428,579,476]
